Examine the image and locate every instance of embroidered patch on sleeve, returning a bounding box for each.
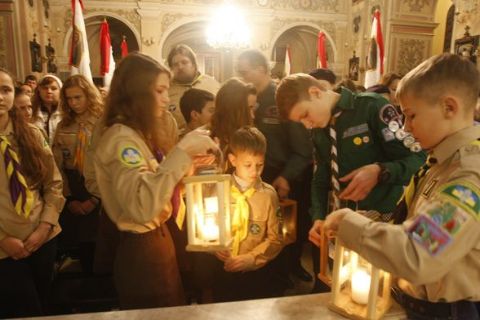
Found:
[379,104,402,125]
[407,214,452,256]
[119,146,144,168]
[249,223,261,235]
[381,127,395,142]
[424,200,469,236]
[438,182,480,220]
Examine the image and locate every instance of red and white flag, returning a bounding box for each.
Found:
[317,32,328,68]
[121,36,129,58]
[284,45,291,76]
[69,0,92,82]
[365,9,384,88]
[99,19,115,87]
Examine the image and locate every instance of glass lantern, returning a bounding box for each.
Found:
[183,173,232,252]
[329,240,392,320]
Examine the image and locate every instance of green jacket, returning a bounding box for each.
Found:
[311,88,426,220]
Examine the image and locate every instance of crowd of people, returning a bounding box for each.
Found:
[0,46,479,320]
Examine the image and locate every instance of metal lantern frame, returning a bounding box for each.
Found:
[329,240,393,320]
[183,173,232,252]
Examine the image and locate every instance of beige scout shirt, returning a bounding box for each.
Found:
[338,126,480,302]
[232,176,284,270]
[94,123,192,233]
[168,73,220,133]
[52,112,99,197]
[84,112,179,199]
[0,120,65,259]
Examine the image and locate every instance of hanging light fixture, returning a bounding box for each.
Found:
[205,2,251,49]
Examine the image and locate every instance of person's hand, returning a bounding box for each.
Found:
[308,220,324,247]
[79,199,97,215]
[23,222,52,253]
[339,164,381,201]
[68,200,86,215]
[214,250,231,262]
[323,208,354,237]
[272,176,290,199]
[0,236,30,260]
[177,129,220,158]
[224,254,255,272]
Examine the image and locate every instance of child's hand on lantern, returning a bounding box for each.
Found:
[224,254,255,272]
[214,250,231,262]
[323,208,355,237]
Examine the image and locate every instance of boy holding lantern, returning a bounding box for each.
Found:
[211,126,285,301]
[323,53,480,319]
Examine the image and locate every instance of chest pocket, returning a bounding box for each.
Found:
[55,132,77,167]
[248,206,268,239]
[341,130,374,153]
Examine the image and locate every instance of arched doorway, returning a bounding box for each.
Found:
[82,16,139,81]
[162,20,224,82]
[271,25,335,78]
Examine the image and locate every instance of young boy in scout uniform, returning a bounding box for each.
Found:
[323,53,480,319]
[275,74,426,257]
[212,127,285,302]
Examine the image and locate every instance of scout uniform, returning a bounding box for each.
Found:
[0,120,64,317]
[212,175,285,301]
[311,87,427,220]
[0,120,65,259]
[94,123,191,308]
[168,73,220,133]
[52,112,100,270]
[337,125,480,317]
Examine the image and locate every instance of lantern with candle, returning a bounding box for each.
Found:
[329,240,392,320]
[183,173,232,251]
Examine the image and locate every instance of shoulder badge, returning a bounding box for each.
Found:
[249,223,261,235]
[381,127,395,142]
[379,104,402,125]
[437,181,480,220]
[119,146,144,168]
[407,214,452,256]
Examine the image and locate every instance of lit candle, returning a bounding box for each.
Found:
[351,269,371,305]
[203,216,219,241]
[204,196,219,214]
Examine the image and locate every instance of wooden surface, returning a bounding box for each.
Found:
[22,293,406,320]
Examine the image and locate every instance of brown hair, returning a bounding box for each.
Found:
[104,52,171,150]
[0,68,48,187]
[210,78,256,150]
[59,74,103,127]
[180,88,214,123]
[229,126,266,156]
[397,53,480,110]
[275,73,325,120]
[31,76,61,123]
[167,44,198,71]
[237,49,270,73]
[380,72,402,88]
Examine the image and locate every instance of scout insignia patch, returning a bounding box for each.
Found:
[425,200,469,236]
[342,123,369,139]
[381,127,395,142]
[168,104,176,112]
[438,182,480,220]
[120,146,144,167]
[379,104,402,125]
[408,214,451,256]
[250,223,261,235]
[262,105,281,125]
[362,136,370,143]
[353,137,362,145]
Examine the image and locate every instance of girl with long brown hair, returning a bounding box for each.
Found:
[31,74,63,144]
[94,52,218,309]
[53,74,103,273]
[0,68,64,318]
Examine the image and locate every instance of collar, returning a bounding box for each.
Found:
[0,119,14,136]
[333,87,355,113]
[231,174,262,192]
[431,126,480,164]
[76,111,97,126]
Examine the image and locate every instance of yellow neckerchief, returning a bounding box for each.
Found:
[230,182,256,256]
[0,135,34,218]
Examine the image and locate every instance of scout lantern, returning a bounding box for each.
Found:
[183,172,232,251]
[329,240,392,320]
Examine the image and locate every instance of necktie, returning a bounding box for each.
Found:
[329,111,342,211]
[0,135,34,218]
[153,148,185,229]
[393,155,436,224]
[230,185,256,256]
[73,123,89,174]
